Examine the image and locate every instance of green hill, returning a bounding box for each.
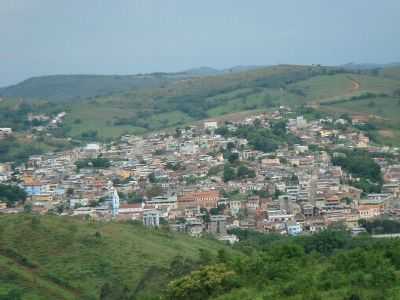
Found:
[3,216,400,300]
[0,74,187,103]
[381,66,400,80]
[164,229,400,300]
[1,64,400,144]
[59,65,337,139]
[0,214,231,300]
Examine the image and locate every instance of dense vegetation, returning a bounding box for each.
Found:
[359,218,400,234]
[75,158,111,170]
[166,229,400,300]
[216,120,300,153]
[222,163,256,182]
[0,136,72,164]
[0,184,27,207]
[332,149,383,193]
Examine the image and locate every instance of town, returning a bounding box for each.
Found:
[1,106,399,243]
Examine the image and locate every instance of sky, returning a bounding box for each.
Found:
[1,0,399,86]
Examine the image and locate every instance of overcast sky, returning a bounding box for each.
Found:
[1,0,399,86]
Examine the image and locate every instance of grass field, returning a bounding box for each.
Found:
[287,74,356,101]
[381,66,400,80]
[0,214,232,300]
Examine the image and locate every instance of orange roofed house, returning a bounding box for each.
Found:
[177,190,220,210]
[358,203,384,219]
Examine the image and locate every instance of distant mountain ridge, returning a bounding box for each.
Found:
[0,65,266,102]
[340,62,400,70]
[0,73,184,102]
[182,65,266,76]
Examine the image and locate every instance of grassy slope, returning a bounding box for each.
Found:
[65,70,399,140]
[61,65,325,138]
[381,66,400,80]
[0,214,231,300]
[2,65,400,143]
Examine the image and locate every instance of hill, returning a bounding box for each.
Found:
[4,215,400,300]
[0,214,231,300]
[164,229,400,300]
[381,65,400,80]
[0,73,188,103]
[59,65,400,140]
[0,64,399,145]
[59,65,336,139]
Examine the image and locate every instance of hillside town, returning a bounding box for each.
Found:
[1,106,400,242]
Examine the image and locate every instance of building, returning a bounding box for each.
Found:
[0,128,12,140]
[178,190,220,210]
[204,121,218,130]
[146,195,177,210]
[143,210,160,227]
[209,215,227,236]
[286,221,303,236]
[118,203,144,220]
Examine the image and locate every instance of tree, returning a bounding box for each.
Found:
[75,158,110,170]
[127,192,144,204]
[226,142,235,151]
[227,152,239,164]
[66,187,74,197]
[0,184,27,207]
[223,165,236,182]
[23,203,32,213]
[148,172,157,183]
[166,264,237,300]
[0,288,23,300]
[237,165,256,179]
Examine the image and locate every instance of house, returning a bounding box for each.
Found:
[204,121,218,130]
[261,158,281,167]
[177,190,219,210]
[0,128,12,140]
[83,143,101,157]
[23,179,46,196]
[218,234,239,244]
[146,195,177,210]
[228,200,242,215]
[118,203,144,220]
[358,204,383,219]
[185,218,204,237]
[209,215,227,236]
[286,221,302,236]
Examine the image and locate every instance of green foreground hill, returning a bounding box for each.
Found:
[0,214,231,300]
[4,215,400,300]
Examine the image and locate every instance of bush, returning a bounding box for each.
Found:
[166,264,238,300]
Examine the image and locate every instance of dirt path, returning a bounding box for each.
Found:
[309,76,361,108]
[349,77,361,93]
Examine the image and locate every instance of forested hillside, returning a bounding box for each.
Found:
[166,229,400,300]
[2,214,400,300]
